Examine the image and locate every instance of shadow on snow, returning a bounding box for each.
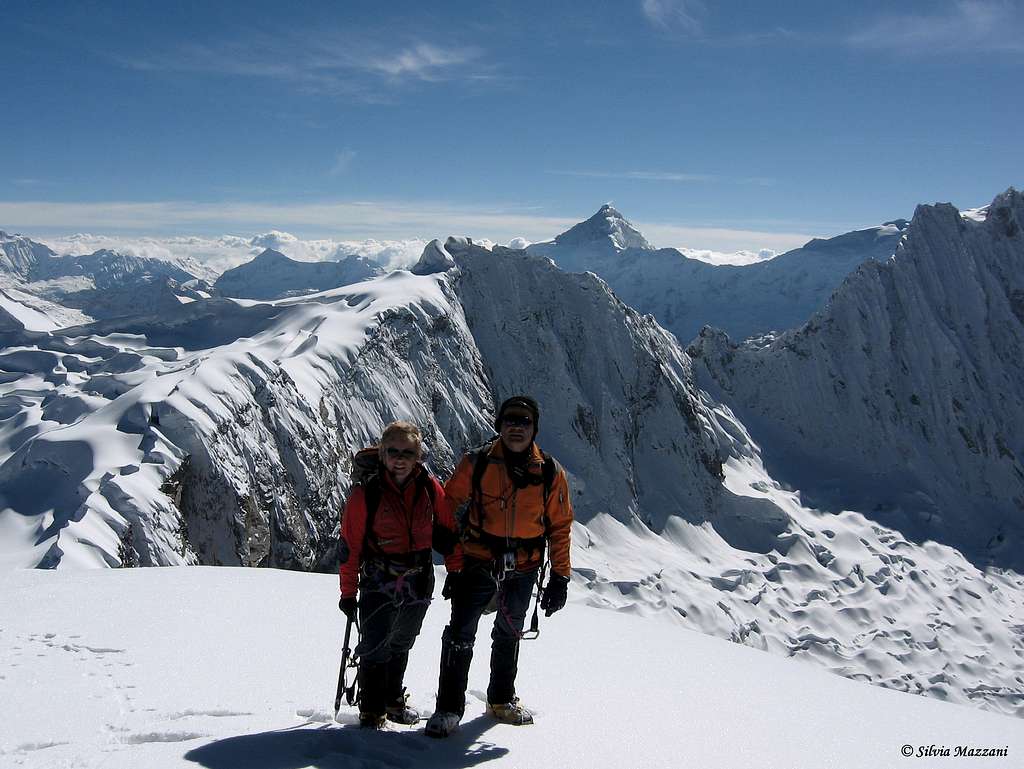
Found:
[184,716,508,769]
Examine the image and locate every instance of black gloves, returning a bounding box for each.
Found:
[442,571,461,600]
[339,596,357,619]
[540,573,569,616]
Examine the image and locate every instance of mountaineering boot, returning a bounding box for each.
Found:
[424,710,461,738]
[385,690,421,725]
[359,712,387,729]
[485,697,534,725]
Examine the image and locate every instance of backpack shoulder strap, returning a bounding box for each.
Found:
[363,475,383,548]
[414,467,436,508]
[471,444,491,498]
[465,440,496,532]
[540,451,563,534]
[540,451,557,504]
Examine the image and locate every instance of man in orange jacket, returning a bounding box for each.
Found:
[425,396,573,738]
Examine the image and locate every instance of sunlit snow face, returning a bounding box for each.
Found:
[382,436,420,486]
[499,409,535,453]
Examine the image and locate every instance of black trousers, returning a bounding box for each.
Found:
[435,558,539,716]
[355,558,433,716]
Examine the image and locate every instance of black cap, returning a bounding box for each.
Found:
[494,395,540,434]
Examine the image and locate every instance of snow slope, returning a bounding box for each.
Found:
[0,270,494,571]
[527,206,907,343]
[1,567,1020,769]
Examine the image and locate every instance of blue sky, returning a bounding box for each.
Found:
[3,0,1022,251]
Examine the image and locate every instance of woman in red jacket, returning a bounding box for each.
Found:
[339,421,461,729]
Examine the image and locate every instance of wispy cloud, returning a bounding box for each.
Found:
[639,221,812,255]
[549,169,716,182]
[547,169,778,186]
[364,42,474,81]
[0,199,574,244]
[112,30,487,98]
[847,0,1024,53]
[330,149,357,176]
[641,0,706,36]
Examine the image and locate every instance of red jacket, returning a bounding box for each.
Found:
[339,465,460,597]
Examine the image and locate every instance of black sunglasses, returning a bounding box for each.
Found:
[384,447,418,460]
[502,415,533,427]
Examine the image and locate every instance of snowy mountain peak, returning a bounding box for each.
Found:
[554,204,652,251]
[213,247,382,299]
[252,248,289,263]
[0,232,58,281]
[985,186,1023,231]
[411,238,456,275]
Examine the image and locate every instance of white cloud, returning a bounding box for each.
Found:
[638,221,813,255]
[847,0,1024,53]
[680,246,778,266]
[641,0,706,36]
[549,169,717,182]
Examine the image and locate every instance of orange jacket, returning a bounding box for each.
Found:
[339,465,459,597]
[445,440,572,577]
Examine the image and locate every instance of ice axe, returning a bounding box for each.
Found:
[333,614,359,715]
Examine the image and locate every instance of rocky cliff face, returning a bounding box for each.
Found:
[690,189,1024,570]
[443,238,731,531]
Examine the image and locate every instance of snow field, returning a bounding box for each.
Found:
[0,566,1021,769]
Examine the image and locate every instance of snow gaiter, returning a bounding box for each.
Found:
[487,636,520,704]
[384,652,410,704]
[435,633,474,716]
[357,661,387,717]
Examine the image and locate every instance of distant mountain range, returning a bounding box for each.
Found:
[0,234,386,328]
[528,205,909,343]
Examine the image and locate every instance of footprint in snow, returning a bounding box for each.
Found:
[10,741,70,753]
[122,731,208,745]
[167,709,253,720]
[296,707,335,723]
